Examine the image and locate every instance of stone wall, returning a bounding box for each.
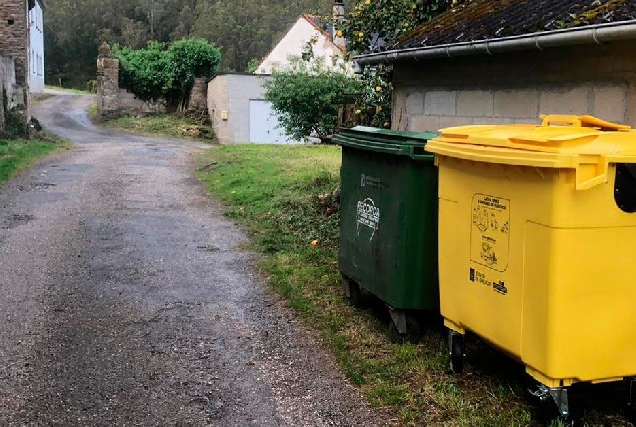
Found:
[392,41,636,131]
[0,0,28,95]
[96,44,120,121]
[118,89,167,116]
[0,56,23,133]
[187,77,208,112]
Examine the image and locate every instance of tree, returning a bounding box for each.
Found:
[341,0,461,54]
[263,57,363,143]
[112,38,221,107]
[44,0,337,88]
[113,41,173,101]
[338,0,463,128]
[167,38,222,107]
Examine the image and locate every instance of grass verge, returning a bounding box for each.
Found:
[101,113,216,142]
[0,134,70,186]
[196,145,632,426]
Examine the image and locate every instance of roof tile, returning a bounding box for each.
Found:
[386,0,636,52]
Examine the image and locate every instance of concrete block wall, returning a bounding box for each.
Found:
[207,73,270,144]
[207,74,230,144]
[399,84,628,131]
[392,41,636,132]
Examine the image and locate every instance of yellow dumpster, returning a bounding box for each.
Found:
[426,115,636,419]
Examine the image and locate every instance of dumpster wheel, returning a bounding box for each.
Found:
[342,275,363,308]
[388,314,422,344]
[448,330,465,374]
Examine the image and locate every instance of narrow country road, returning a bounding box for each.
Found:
[0,92,386,426]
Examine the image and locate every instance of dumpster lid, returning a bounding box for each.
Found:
[426,115,636,190]
[335,126,438,159]
[341,126,438,143]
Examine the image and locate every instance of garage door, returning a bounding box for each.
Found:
[249,99,300,144]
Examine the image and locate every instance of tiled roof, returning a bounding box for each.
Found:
[385,0,636,52]
[303,14,346,52]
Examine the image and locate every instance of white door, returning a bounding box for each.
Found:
[249,99,300,144]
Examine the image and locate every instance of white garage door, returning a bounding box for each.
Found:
[249,99,300,144]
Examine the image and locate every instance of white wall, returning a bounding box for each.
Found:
[207,73,302,144]
[255,17,351,75]
[28,1,44,93]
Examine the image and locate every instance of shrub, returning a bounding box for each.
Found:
[112,38,221,107]
[263,57,363,143]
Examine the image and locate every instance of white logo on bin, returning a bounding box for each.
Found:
[356,198,380,241]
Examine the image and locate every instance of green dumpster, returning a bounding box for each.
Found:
[335,126,439,343]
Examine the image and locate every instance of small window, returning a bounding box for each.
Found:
[614,164,636,213]
[8,19,14,26]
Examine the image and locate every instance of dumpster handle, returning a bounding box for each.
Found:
[575,157,609,190]
[338,137,406,155]
[541,114,631,131]
[338,137,432,159]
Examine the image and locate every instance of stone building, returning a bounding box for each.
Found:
[354,1,636,130]
[0,0,46,100]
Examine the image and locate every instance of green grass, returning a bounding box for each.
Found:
[102,113,216,142]
[0,137,69,186]
[196,145,633,426]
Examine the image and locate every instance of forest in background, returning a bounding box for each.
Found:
[44,0,335,89]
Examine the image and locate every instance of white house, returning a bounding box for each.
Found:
[28,0,45,93]
[255,2,351,75]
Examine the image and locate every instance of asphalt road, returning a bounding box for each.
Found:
[0,93,386,426]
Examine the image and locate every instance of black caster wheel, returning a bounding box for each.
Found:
[388,315,423,344]
[530,384,577,426]
[448,330,465,374]
[342,275,362,308]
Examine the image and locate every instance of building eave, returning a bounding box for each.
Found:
[354,20,636,69]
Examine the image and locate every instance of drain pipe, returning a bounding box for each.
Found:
[354,21,636,70]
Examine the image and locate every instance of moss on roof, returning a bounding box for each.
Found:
[386,0,636,52]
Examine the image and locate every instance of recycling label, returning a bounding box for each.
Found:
[470,194,510,272]
[356,198,380,242]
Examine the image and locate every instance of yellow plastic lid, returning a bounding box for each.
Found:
[426,115,636,190]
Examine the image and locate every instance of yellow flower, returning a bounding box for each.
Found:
[375,86,382,92]
[336,29,343,38]
[376,105,383,113]
[365,0,371,4]
[358,32,364,38]
[355,109,362,115]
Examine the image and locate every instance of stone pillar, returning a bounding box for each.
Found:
[96,42,120,121]
[187,77,208,113]
[0,77,5,135]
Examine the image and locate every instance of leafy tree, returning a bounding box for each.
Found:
[167,38,222,105]
[112,38,221,107]
[338,0,463,128]
[341,0,461,54]
[245,58,261,73]
[263,57,363,143]
[113,41,173,101]
[45,0,335,88]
